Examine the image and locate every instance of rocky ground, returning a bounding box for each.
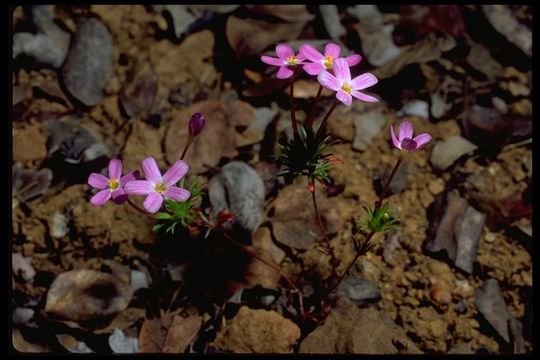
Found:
[11,5,532,354]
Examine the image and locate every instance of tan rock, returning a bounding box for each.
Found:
[214,306,300,353]
[300,297,421,354]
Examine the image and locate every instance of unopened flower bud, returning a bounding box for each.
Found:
[308,179,315,193]
[188,112,205,137]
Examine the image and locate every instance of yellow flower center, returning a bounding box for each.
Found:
[154,182,167,194]
[286,55,298,65]
[342,84,352,94]
[108,179,119,191]
[323,55,334,69]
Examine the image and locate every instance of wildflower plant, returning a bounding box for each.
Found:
[261,42,432,300]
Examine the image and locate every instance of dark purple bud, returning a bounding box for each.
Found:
[189,112,205,137]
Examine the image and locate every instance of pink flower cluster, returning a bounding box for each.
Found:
[88,157,190,213]
[261,43,379,106]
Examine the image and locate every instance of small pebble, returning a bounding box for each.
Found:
[428,178,445,195]
[455,299,468,314]
[431,287,452,304]
[484,232,496,243]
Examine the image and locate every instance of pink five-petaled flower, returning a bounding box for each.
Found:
[124,157,190,213]
[299,43,362,75]
[390,121,432,152]
[317,58,379,106]
[261,44,305,79]
[88,159,139,206]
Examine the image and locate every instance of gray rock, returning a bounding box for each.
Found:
[430,135,477,171]
[467,43,503,80]
[352,110,387,151]
[482,5,531,57]
[12,5,70,68]
[453,206,485,273]
[398,100,429,119]
[209,161,265,234]
[382,232,402,265]
[348,5,400,67]
[163,5,196,39]
[109,329,138,353]
[12,164,52,202]
[320,5,345,41]
[62,18,113,106]
[425,191,485,274]
[475,279,526,353]
[336,276,380,305]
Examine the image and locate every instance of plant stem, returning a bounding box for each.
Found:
[221,231,304,317]
[311,186,338,273]
[375,156,403,210]
[289,71,301,142]
[329,156,404,294]
[127,198,152,217]
[306,84,323,133]
[180,138,193,160]
[328,230,375,294]
[315,100,339,139]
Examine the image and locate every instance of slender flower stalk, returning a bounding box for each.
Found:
[306,84,323,133]
[311,186,338,272]
[315,100,339,139]
[181,113,206,160]
[289,70,301,142]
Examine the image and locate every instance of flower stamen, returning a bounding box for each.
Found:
[341,84,352,94]
[108,179,119,191]
[154,183,167,194]
[286,55,298,65]
[323,55,334,69]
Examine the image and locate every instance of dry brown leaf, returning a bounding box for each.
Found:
[269,181,344,250]
[164,100,240,174]
[44,270,133,321]
[138,312,202,353]
[226,15,305,55]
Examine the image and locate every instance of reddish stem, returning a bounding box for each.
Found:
[289,71,301,142]
[311,186,338,273]
[315,100,339,139]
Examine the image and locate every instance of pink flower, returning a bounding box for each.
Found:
[317,58,379,106]
[299,43,362,75]
[124,157,190,213]
[390,121,432,152]
[88,159,139,206]
[261,44,306,79]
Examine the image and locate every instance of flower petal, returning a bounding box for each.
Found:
[317,71,340,91]
[324,43,341,58]
[141,157,162,183]
[276,66,294,79]
[124,180,154,195]
[111,188,128,204]
[108,159,122,180]
[333,58,351,83]
[413,133,432,149]
[299,44,324,62]
[345,54,362,67]
[120,170,140,186]
[90,189,111,206]
[164,186,191,202]
[261,55,284,66]
[398,122,414,143]
[390,125,401,149]
[88,173,109,189]
[162,160,189,187]
[143,192,163,213]
[276,44,294,60]
[303,62,325,75]
[351,73,378,90]
[336,89,352,106]
[351,90,379,102]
